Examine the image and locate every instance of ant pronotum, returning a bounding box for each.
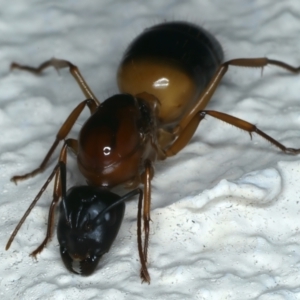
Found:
[5,21,300,283]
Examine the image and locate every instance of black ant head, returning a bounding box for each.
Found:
[57,186,125,276]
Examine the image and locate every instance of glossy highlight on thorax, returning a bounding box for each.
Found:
[77,94,157,187]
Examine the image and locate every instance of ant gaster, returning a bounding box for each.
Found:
[6,21,300,283]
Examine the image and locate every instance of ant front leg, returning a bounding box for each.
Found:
[6,138,76,252]
[30,139,77,257]
[11,98,98,184]
[11,58,99,103]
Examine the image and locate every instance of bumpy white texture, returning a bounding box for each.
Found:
[1,1,300,299]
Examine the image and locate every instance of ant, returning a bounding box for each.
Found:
[5,21,300,283]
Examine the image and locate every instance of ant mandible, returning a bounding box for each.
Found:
[5,21,300,283]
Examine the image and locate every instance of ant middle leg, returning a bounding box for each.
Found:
[11,58,99,103]
[165,110,300,157]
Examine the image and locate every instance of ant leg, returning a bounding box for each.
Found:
[137,186,150,283]
[11,99,97,184]
[6,164,60,251]
[30,139,77,257]
[165,110,300,157]
[6,139,76,251]
[165,113,204,156]
[137,159,153,283]
[142,161,152,263]
[177,58,300,134]
[11,58,99,103]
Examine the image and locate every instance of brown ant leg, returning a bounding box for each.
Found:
[177,58,300,133]
[30,139,77,257]
[11,58,99,103]
[137,186,150,283]
[165,113,204,156]
[6,163,59,250]
[11,99,98,184]
[166,110,300,157]
[143,160,152,280]
[6,140,69,251]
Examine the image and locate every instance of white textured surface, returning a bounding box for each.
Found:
[1,1,300,299]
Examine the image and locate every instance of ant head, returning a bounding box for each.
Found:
[57,186,125,276]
